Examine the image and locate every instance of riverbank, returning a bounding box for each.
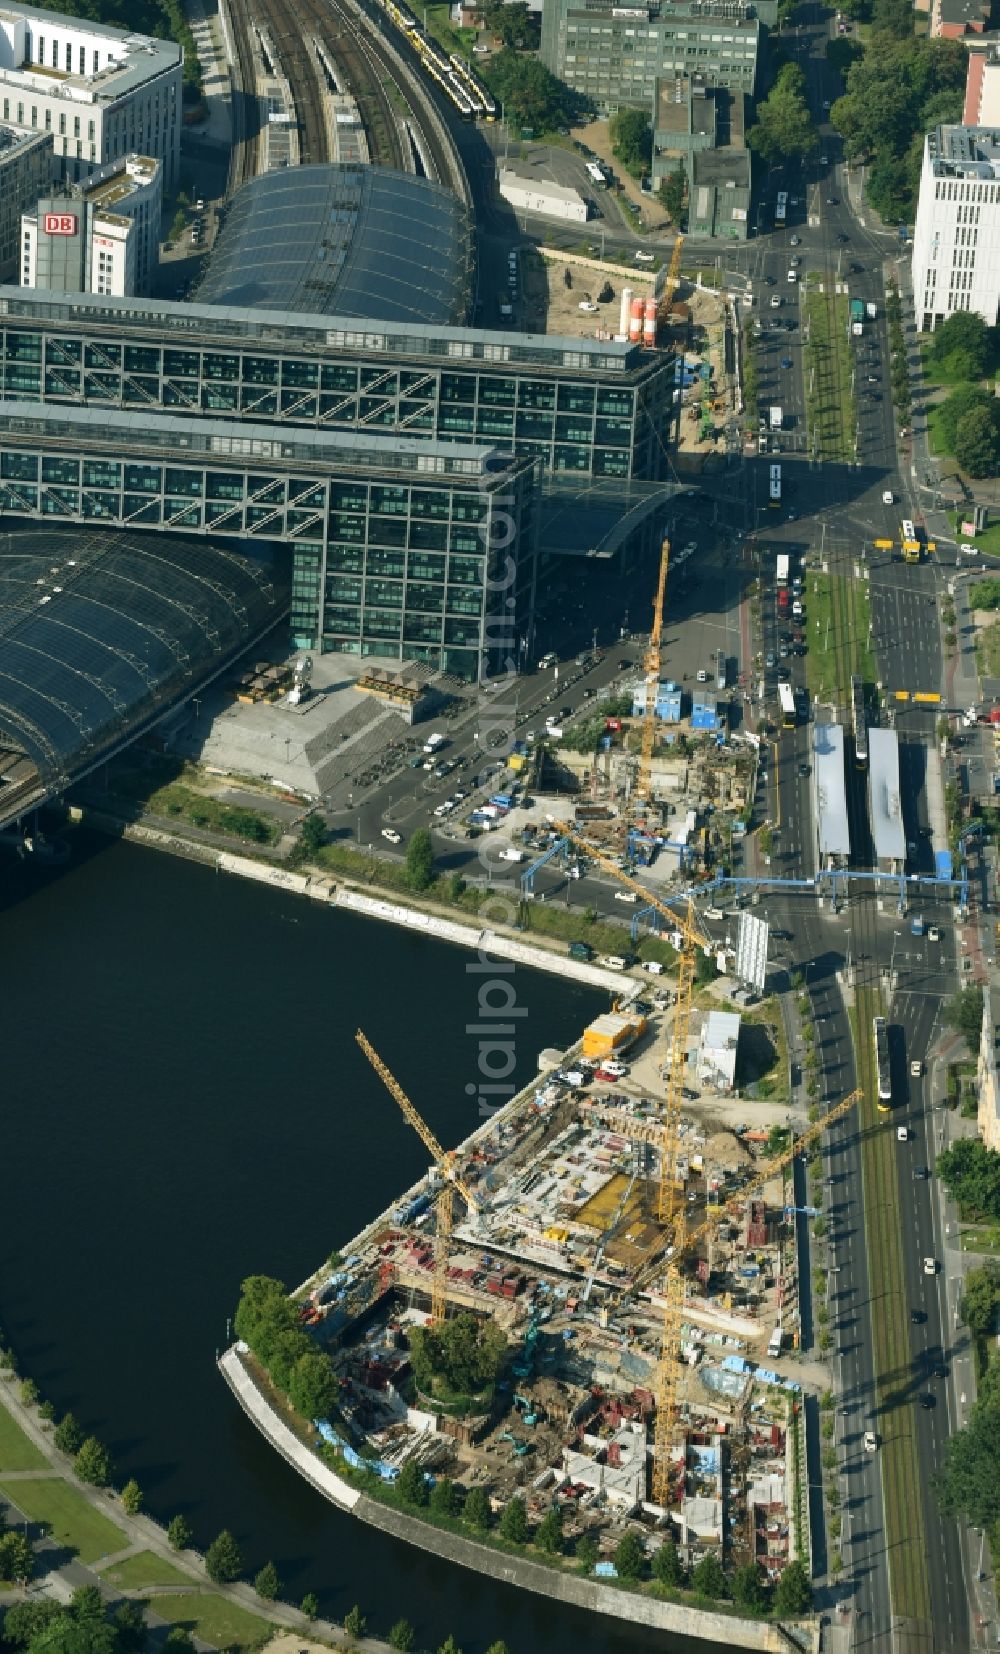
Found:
[219,1348,816,1654]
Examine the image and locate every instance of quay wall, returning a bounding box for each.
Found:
[219,1346,818,1654]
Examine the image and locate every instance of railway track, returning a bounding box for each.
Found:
[251,0,331,165]
[322,0,406,170]
[222,0,262,191]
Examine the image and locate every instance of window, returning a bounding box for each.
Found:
[79,45,85,73]
[65,41,71,71]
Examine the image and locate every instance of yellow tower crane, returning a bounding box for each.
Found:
[636,535,670,814]
[356,1029,480,1325]
[657,233,684,328]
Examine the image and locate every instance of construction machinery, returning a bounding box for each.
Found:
[657,232,684,330]
[356,1029,480,1324]
[636,536,670,816]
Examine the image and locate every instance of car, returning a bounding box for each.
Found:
[583,685,597,698]
[381,827,402,844]
[697,667,709,682]
[790,234,801,246]
[798,762,811,777]
[961,544,981,556]
[617,657,633,670]
[765,652,776,669]
[780,356,794,369]
[822,98,831,110]
[911,1309,926,1324]
[538,651,557,669]
[923,1257,938,1276]
[919,1393,936,1409]
[931,1363,948,1379]
[634,250,655,263]
[787,269,798,283]
[792,600,804,617]
[615,890,639,903]
[837,232,850,244]
[195,197,205,210]
[827,195,839,205]
[778,643,789,658]
[682,1086,700,1100]
[864,1431,879,1453]
[601,1060,629,1077]
[578,301,598,313]
[867,374,879,384]
[882,490,894,505]
[793,643,807,656]
[928,925,940,941]
[897,1124,910,1141]
[910,1059,923,1078]
[914,1165,929,1180]
[821,154,830,165]
[777,666,791,682]
[433,802,449,817]
[770,294,781,309]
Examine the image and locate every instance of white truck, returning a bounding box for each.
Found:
[422,731,446,754]
[498,846,525,863]
[769,405,783,431]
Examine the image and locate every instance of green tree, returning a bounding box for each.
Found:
[937,1138,1000,1220]
[54,1413,84,1457]
[483,0,534,47]
[74,1438,112,1487]
[658,166,687,224]
[397,1458,428,1507]
[298,813,327,858]
[430,1476,457,1518]
[19,1378,39,1407]
[943,986,985,1053]
[300,1593,319,1621]
[204,1529,242,1584]
[166,1514,192,1552]
[38,1400,56,1423]
[437,1638,462,1654]
[1,1601,63,1646]
[534,1505,563,1554]
[70,1589,104,1623]
[690,1550,727,1598]
[613,1530,646,1580]
[463,1485,491,1530]
[575,1534,599,1571]
[960,1265,1000,1335]
[652,1536,685,1586]
[388,1620,415,1652]
[773,1558,813,1614]
[609,107,652,176]
[499,1498,528,1544]
[405,827,435,891]
[749,64,818,165]
[927,311,993,379]
[254,1561,280,1600]
[832,36,966,219]
[484,1645,510,1654]
[409,1314,507,1397]
[481,49,593,132]
[955,406,1000,478]
[936,385,994,455]
[120,1479,142,1516]
[27,1617,117,1654]
[343,1605,366,1637]
[111,1602,146,1654]
[732,1561,768,1609]
[826,35,864,73]
[288,1352,339,1421]
[0,1531,35,1584]
[163,1630,195,1654]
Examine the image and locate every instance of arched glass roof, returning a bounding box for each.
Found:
[196,166,471,326]
[0,527,284,789]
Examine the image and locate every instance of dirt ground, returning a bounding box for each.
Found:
[569,119,674,232]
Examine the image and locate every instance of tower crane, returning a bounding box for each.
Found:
[636,536,670,815]
[356,1029,480,1324]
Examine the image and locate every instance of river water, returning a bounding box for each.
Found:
[0,833,716,1654]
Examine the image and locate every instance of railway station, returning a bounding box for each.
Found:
[811,722,850,870]
[868,727,905,874]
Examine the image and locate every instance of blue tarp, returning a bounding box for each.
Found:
[935,849,953,880]
[595,1561,618,1578]
[313,1420,399,1481]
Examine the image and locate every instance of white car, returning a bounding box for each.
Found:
[601,1060,629,1078]
[771,294,781,309]
[910,1059,923,1078]
[882,490,894,505]
[697,668,709,682]
[923,1257,938,1276]
[864,1431,878,1453]
[897,1125,910,1141]
[578,301,598,313]
[614,890,639,903]
[634,250,655,263]
[433,803,450,817]
[792,600,803,617]
[381,827,402,845]
[961,544,980,557]
[928,925,940,942]
[787,269,798,283]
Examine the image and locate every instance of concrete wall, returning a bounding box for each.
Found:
[218,1345,818,1654]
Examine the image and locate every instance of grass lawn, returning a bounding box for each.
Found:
[104,756,280,847]
[975,618,1000,678]
[101,1550,191,1589]
[0,1478,126,1564]
[152,1594,274,1652]
[0,1402,47,1471]
[803,285,855,463]
[954,513,1000,556]
[961,1224,1000,1254]
[738,998,789,1102]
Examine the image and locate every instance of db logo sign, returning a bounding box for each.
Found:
[43,213,77,235]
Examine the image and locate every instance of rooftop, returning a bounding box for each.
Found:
[654,75,716,140]
[81,153,158,208]
[0,118,47,154]
[0,287,659,379]
[195,166,472,329]
[927,123,1000,177]
[0,3,180,100]
[812,721,850,858]
[868,727,906,862]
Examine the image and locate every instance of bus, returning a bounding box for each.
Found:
[776,552,790,587]
[775,192,788,226]
[873,1016,892,1111]
[778,682,796,727]
[900,518,921,563]
[769,464,782,506]
[585,160,607,188]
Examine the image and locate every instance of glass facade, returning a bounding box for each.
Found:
[541,0,763,112]
[0,408,539,683]
[0,293,674,481]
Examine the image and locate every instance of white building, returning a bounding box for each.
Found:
[0,122,52,279]
[0,2,180,188]
[498,167,589,223]
[698,1009,741,1092]
[912,124,1000,331]
[21,153,161,296]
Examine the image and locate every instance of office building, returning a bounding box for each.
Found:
[963,48,1000,124]
[540,0,763,115]
[0,1,180,187]
[652,75,751,239]
[21,153,161,296]
[0,122,51,280]
[912,125,1000,330]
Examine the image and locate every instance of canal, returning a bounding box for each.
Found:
[0,832,716,1654]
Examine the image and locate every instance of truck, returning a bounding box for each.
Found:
[498,846,524,862]
[866,301,877,320]
[776,552,790,587]
[422,731,446,754]
[769,405,783,431]
[911,913,925,937]
[850,297,864,336]
[568,940,593,961]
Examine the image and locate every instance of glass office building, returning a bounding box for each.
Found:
[0,403,539,682]
[0,290,674,481]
